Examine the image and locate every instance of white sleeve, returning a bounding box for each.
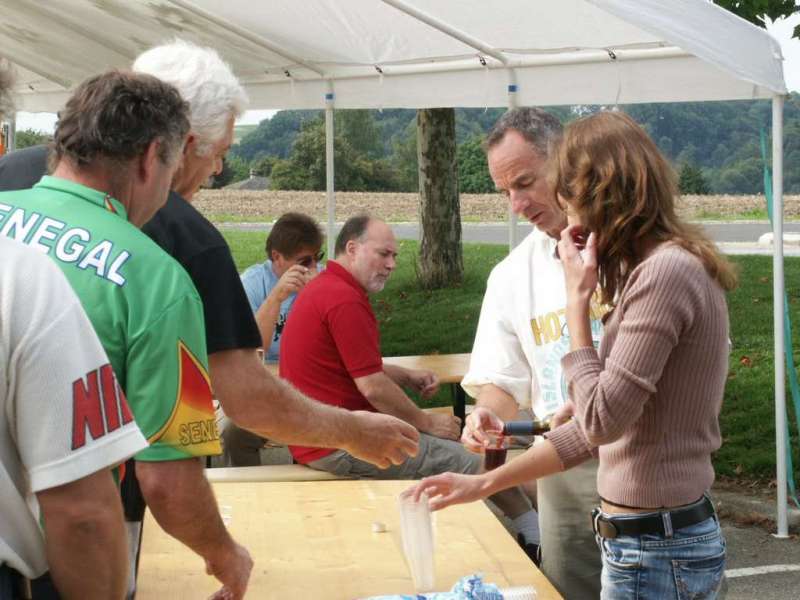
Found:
[461,264,533,408]
[7,248,147,492]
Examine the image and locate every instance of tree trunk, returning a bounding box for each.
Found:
[416,108,463,289]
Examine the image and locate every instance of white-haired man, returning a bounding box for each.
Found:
[134,43,419,456]
[136,38,417,466]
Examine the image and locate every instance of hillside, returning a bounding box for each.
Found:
[227,96,800,195]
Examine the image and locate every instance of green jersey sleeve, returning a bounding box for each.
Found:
[126,292,221,461]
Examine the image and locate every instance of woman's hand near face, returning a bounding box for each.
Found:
[559,225,597,351]
[558,225,598,307]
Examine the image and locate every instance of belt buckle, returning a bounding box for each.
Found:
[592,508,619,539]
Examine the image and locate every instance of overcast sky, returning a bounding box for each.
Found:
[14,12,800,134]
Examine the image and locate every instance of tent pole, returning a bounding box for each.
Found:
[508,73,518,252]
[380,0,509,66]
[325,84,335,261]
[772,94,789,539]
[7,113,15,152]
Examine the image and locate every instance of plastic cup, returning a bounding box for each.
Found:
[483,433,509,471]
[499,586,538,599]
[398,490,435,592]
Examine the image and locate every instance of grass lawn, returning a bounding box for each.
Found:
[692,208,800,222]
[223,230,800,481]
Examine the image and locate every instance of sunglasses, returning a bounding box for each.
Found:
[296,251,325,268]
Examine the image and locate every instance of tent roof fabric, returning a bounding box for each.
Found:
[3,0,787,113]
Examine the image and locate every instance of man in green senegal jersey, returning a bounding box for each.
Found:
[0,71,252,599]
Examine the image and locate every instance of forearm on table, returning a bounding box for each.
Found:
[211,348,359,448]
[253,297,281,350]
[475,384,521,422]
[358,373,429,430]
[136,458,235,561]
[38,468,128,600]
[382,362,410,387]
[481,439,565,496]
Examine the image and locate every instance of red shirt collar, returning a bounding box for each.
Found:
[325,260,368,299]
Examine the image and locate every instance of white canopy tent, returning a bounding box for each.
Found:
[1,0,792,533]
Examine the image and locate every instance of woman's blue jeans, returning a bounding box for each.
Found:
[597,514,726,599]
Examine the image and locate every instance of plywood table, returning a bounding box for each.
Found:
[265,353,472,423]
[137,480,562,599]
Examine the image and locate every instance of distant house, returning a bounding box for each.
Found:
[226,170,271,191]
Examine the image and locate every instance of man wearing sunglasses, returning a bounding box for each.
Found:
[222,213,325,466]
[240,212,325,362]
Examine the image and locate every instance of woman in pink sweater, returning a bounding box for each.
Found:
[409,111,736,599]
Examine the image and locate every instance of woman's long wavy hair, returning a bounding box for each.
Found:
[549,111,737,306]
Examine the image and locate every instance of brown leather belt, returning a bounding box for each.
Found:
[591,496,715,539]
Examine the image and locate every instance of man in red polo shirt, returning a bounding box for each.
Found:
[281,215,541,556]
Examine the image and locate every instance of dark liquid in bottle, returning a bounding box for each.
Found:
[484,447,508,471]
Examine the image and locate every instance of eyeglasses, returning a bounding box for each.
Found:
[296,250,325,268]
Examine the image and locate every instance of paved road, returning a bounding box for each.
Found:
[701,222,800,243]
[220,221,800,255]
[722,520,800,600]
[391,222,800,245]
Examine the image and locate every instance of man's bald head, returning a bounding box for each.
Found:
[335,215,397,294]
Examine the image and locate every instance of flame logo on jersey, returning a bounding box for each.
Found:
[103,194,118,215]
[149,341,221,456]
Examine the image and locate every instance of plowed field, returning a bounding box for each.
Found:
[194,190,800,222]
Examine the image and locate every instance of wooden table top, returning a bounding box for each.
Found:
[136,480,561,599]
[383,353,471,384]
[265,353,471,385]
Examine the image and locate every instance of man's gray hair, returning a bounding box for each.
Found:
[335,214,372,256]
[0,60,14,121]
[133,39,248,156]
[485,107,563,157]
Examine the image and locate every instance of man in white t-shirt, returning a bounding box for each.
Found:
[460,107,605,599]
[0,236,148,599]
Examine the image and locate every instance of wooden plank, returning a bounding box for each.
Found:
[383,354,471,385]
[205,464,345,483]
[137,480,562,599]
[264,354,471,385]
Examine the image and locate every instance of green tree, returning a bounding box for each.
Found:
[716,157,764,194]
[675,143,699,166]
[678,163,710,194]
[251,155,277,177]
[457,136,494,194]
[15,129,51,149]
[392,122,418,192]
[211,155,249,188]
[269,116,398,191]
[232,110,320,161]
[336,110,383,159]
[269,158,307,190]
[715,1,799,38]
